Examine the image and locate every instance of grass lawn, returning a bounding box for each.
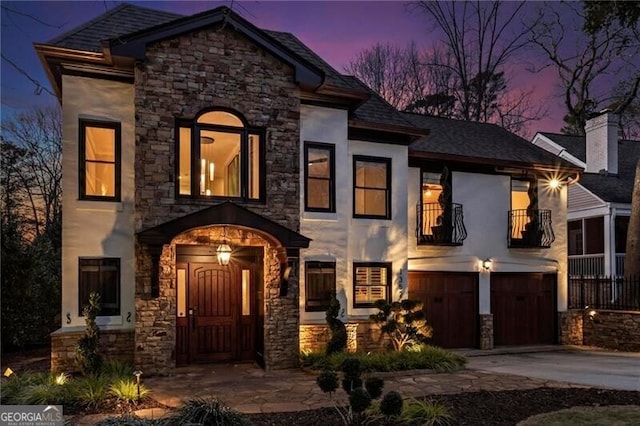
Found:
[519,405,640,425]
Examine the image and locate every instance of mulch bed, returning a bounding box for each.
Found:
[245,388,640,425]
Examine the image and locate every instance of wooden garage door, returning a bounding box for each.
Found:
[491,273,556,346]
[408,272,478,348]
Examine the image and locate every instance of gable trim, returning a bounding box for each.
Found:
[533,133,586,168]
[109,6,324,92]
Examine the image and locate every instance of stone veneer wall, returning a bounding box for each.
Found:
[51,329,134,373]
[133,25,301,374]
[299,323,389,353]
[557,310,583,345]
[135,226,296,374]
[479,314,493,349]
[582,310,640,351]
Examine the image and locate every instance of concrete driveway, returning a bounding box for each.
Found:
[467,349,640,391]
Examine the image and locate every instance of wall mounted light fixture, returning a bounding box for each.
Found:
[482,258,493,271]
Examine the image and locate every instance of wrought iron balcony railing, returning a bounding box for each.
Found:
[508,209,555,248]
[416,202,467,245]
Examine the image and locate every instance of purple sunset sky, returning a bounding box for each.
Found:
[1,1,573,135]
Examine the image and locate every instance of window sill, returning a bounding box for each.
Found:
[303,211,338,222]
[174,197,265,206]
[76,200,124,212]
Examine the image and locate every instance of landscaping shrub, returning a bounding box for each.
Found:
[325,294,347,355]
[109,378,150,403]
[75,292,102,375]
[401,398,452,425]
[369,299,433,351]
[71,375,110,409]
[301,345,466,373]
[348,387,372,413]
[364,377,384,399]
[166,397,246,426]
[380,390,403,418]
[1,372,73,405]
[316,370,339,395]
[100,359,134,379]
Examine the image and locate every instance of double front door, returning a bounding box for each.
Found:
[176,254,261,365]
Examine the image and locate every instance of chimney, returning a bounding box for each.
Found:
[584,112,618,175]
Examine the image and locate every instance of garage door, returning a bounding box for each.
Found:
[408,272,478,348]
[491,273,556,346]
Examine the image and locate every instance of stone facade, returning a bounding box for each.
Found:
[299,322,388,353]
[479,314,493,349]
[583,310,640,351]
[133,24,301,374]
[558,310,583,345]
[51,329,134,373]
[135,226,297,374]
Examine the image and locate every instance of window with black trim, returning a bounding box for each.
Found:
[176,109,265,201]
[79,120,121,201]
[353,262,391,308]
[79,258,120,316]
[353,156,391,219]
[304,142,335,212]
[305,261,335,312]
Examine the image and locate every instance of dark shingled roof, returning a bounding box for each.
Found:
[540,132,640,203]
[48,4,182,52]
[405,113,576,168]
[538,132,586,162]
[263,30,355,91]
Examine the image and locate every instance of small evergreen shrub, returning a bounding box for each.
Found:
[109,379,150,403]
[380,390,403,417]
[325,294,347,355]
[167,397,245,426]
[75,292,103,375]
[341,377,363,395]
[364,377,384,399]
[316,370,339,395]
[348,387,372,413]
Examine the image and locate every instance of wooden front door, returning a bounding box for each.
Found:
[408,272,478,348]
[175,252,259,365]
[491,273,557,346]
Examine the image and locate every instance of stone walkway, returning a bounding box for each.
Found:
[68,360,591,424]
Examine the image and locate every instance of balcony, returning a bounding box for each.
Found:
[508,209,555,248]
[416,202,467,245]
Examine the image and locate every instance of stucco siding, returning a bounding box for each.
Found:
[299,105,408,323]
[60,75,135,329]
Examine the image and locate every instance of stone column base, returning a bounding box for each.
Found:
[558,310,583,345]
[51,327,134,373]
[479,314,493,349]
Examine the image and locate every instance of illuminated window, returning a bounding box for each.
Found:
[79,120,120,201]
[177,109,264,201]
[305,262,336,312]
[78,258,120,316]
[353,156,391,219]
[304,142,335,212]
[353,262,391,308]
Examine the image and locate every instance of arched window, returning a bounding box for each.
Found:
[176,109,264,201]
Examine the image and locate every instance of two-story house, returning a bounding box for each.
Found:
[532,113,640,278]
[36,4,580,375]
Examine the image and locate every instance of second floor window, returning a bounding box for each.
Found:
[79,120,121,201]
[177,109,264,201]
[353,156,391,219]
[304,142,335,212]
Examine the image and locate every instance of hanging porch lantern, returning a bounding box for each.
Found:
[216,243,232,265]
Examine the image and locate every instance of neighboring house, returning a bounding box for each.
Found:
[532,113,640,278]
[36,4,580,375]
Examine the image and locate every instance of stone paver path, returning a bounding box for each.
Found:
[144,363,589,414]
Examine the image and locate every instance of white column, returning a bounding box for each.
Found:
[603,212,612,276]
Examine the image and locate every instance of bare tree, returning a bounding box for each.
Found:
[410,0,544,134]
[1,104,62,245]
[529,2,640,136]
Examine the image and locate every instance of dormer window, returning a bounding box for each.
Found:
[176,109,265,201]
